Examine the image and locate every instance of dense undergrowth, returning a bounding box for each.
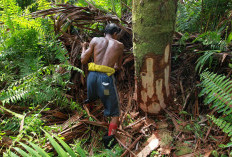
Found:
[0,0,232,156]
[0,0,85,156]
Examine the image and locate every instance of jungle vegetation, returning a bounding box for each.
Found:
[0,0,232,156]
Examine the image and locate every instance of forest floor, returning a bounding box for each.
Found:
[1,40,229,156]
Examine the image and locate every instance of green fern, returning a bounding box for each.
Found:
[200,71,232,153]
[176,0,202,32]
[195,51,215,73]
[208,115,232,148]
[199,71,232,115]
[208,115,232,137]
[0,64,82,106]
[193,31,227,50]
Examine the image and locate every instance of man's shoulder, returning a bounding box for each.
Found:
[116,41,124,49]
[90,37,104,45]
[112,39,124,47]
[91,37,105,41]
[92,37,104,39]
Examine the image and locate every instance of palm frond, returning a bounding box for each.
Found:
[6,128,87,157]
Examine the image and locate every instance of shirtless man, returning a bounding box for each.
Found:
[81,23,124,148]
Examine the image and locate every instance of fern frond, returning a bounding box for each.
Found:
[1,89,29,104]
[0,64,83,105]
[200,71,232,115]
[37,0,51,10]
[195,51,217,73]
[208,115,232,144]
[58,64,84,76]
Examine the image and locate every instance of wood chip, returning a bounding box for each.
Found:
[137,132,160,157]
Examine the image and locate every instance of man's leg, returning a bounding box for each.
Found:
[103,116,119,149]
[108,75,120,136]
[98,74,120,148]
[86,72,98,108]
[108,117,119,136]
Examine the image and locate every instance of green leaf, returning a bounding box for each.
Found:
[226,32,232,44]
[28,141,49,157]
[0,105,24,119]
[19,142,40,157]
[218,144,226,148]
[8,151,20,157]
[13,147,30,157]
[229,63,232,69]
[53,135,77,157]
[228,132,232,137]
[225,142,232,147]
[42,129,68,157]
[76,143,87,157]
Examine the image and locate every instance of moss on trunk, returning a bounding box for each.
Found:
[133,0,177,74]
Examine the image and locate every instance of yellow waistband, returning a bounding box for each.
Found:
[88,62,115,76]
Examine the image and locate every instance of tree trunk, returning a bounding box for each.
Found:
[132,0,177,114]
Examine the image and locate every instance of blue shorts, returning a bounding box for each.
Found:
[87,71,120,117]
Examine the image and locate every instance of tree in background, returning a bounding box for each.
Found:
[202,0,231,32]
[120,0,128,15]
[176,0,232,33]
[16,0,35,9]
[132,0,177,114]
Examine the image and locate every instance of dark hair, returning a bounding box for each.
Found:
[105,23,121,35]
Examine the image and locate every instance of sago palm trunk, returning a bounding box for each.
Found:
[132,0,177,114]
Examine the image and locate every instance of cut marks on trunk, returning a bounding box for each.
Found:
[138,44,171,114]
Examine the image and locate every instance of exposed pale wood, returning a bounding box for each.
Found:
[137,133,160,157]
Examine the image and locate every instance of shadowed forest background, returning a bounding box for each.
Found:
[0,0,232,156]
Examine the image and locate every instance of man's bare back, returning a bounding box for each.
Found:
[81,35,124,69]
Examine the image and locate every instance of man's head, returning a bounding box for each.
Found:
[105,23,121,39]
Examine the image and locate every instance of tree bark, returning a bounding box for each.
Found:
[132,0,177,114]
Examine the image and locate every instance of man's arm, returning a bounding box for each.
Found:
[81,38,96,64]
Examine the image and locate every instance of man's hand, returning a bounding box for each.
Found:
[114,64,121,71]
[81,42,89,49]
